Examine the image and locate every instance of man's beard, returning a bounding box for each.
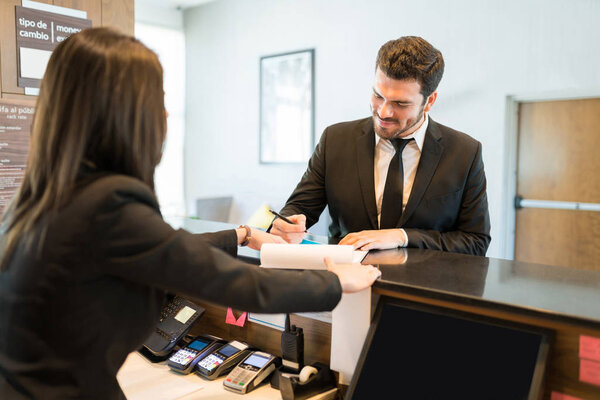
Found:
[372,106,425,140]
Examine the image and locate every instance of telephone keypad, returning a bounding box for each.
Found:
[161,297,182,321]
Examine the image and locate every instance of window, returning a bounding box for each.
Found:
[135,23,185,217]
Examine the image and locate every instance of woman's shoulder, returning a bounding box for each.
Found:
[81,173,151,192]
[73,174,160,213]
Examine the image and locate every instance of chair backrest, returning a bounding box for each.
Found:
[195,196,233,223]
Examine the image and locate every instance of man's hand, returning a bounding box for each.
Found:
[270,214,307,244]
[338,229,407,251]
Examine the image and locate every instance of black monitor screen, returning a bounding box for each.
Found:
[347,299,550,400]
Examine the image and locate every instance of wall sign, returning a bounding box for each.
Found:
[259,49,315,164]
[15,4,91,88]
[0,99,35,218]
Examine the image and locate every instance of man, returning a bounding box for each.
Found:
[271,36,490,256]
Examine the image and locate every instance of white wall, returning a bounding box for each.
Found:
[183,0,600,258]
[135,0,183,30]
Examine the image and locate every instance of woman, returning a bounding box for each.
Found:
[0,28,380,399]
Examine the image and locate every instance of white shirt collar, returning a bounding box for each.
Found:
[375,113,429,152]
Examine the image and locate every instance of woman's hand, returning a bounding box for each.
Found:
[237,227,286,250]
[324,257,381,293]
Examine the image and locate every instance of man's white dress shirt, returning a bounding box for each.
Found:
[374,115,429,245]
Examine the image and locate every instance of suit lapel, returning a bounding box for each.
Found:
[356,119,378,230]
[399,118,443,226]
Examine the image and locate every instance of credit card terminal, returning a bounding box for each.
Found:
[223,351,278,394]
[167,334,225,374]
[196,340,250,380]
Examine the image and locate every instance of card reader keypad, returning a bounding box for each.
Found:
[198,353,224,372]
[225,367,255,387]
[169,348,199,366]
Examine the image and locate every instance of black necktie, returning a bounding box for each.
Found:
[380,138,413,229]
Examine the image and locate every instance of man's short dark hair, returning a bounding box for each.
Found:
[376,36,445,99]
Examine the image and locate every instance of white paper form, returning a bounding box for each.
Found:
[260,244,366,269]
[330,288,371,385]
[251,244,367,330]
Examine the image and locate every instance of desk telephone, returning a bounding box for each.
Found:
[143,296,205,357]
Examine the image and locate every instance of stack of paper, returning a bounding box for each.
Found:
[258,243,372,385]
[260,244,367,269]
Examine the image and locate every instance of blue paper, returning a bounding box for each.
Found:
[300,238,322,245]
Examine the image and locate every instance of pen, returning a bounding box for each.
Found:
[269,209,311,234]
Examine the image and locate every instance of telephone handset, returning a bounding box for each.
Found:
[143,296,205,357]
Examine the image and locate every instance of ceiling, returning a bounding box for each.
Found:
[137,0,217,10]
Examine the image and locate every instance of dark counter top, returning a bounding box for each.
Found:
[366,248,600,328]
[167,217,600,328]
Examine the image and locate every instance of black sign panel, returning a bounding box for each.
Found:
[15,6,92,88]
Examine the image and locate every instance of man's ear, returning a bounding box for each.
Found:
[424,91,438,113]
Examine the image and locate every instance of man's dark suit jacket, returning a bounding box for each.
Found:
[0,175,341,400]
[281,117,491,256]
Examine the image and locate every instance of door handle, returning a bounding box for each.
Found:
[514,196,600,212]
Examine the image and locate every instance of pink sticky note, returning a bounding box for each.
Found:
[580,358,600,386]
[225,307,247,327]
[580,335,600,362]
[551,391,583,400]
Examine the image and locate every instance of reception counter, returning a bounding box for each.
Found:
[364,248,600,399]
[167,218,600,399]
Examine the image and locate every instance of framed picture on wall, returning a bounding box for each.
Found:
[259,49,314,164]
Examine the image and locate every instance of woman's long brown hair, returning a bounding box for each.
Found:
[0,27,166,270]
